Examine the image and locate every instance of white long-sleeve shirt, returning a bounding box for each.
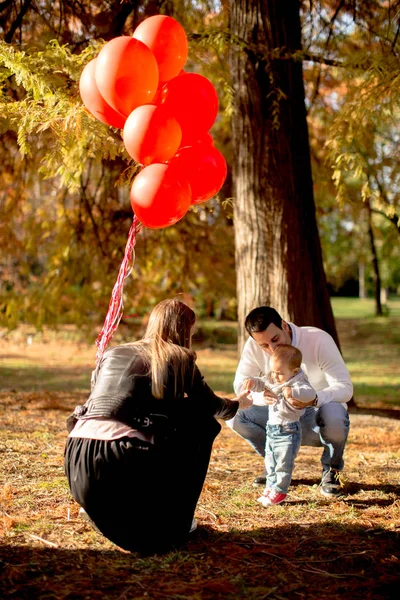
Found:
[233,323,353,408]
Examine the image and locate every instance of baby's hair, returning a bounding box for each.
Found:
[271,344,302,371]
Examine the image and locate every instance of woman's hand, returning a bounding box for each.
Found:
[234,390,253,410]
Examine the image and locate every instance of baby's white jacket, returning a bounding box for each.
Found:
[249,369,316,424]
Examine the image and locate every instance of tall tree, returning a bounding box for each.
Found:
[228,0,338,349]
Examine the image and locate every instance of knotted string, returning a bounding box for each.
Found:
[95,215,142,364]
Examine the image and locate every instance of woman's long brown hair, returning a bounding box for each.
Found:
[137,299,196,398]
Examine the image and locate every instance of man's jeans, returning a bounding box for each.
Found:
[226,403,350,471]
[266,421,301,494]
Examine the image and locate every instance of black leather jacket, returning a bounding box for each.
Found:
[67,344,238,436]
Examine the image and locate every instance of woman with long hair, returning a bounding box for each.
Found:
[65,299,251,554]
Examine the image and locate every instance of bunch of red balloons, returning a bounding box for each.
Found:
[79,15,227,229]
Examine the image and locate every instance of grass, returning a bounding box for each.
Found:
[1,297,400,410]
[330,296,400,319]
[331,300,400,411]
[0,299,400,598]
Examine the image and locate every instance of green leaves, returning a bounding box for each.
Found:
[0,39,124,189]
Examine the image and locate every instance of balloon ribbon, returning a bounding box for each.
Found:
[95,216,142,364]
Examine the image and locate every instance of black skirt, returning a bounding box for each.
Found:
[64,417,221,554]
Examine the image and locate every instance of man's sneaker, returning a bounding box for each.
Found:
[320,469,343,498]
[257,489,287,506]
[252,472,267,487]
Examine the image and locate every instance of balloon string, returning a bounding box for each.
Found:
[95,216,142,365]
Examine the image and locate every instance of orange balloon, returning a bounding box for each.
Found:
[130,163,191,229]
[133,15,188,82]
[79,59,126,128]
[170,145,227,204]
[123,104,182,165]
[95,36,159,117]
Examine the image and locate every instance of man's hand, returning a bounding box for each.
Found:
[242,378,255,391]
[262,387,278,405]
[282,387,293,401]
[234,390,253,410]
[283,387,316,408]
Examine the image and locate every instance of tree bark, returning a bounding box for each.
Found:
[228,0,338,351]
[366,201,383,316]
[359,261,366,299]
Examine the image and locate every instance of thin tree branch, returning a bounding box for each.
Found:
[0,0,15,12]
[370,207,400,234]
[189,31,369,69]
[4,0,32,43]
[369,172,400,235]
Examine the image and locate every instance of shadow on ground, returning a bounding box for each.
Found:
[349,405,400,420]
[1,522,398,600]
[290,477,400,496]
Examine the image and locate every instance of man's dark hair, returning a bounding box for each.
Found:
[245,307,283,335]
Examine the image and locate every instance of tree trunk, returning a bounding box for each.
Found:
[366,201,383,316]
[359,261,366,298]
[228,0,338,352]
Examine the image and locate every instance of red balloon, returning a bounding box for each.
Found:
[123,104,182,166]
[95,36,159,117]
[133,15,188,82]
[152,72,185,104]
[79,59,126,128]
[180,130,214,149]
[158,73,218,139]
[170,145,227,204]
[130,163,191,228]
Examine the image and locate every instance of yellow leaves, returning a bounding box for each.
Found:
[332,168,342,184]
[1,513,18,534]
[1,482,13,503]
[354,165,364,179]
[361,181,371,202]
